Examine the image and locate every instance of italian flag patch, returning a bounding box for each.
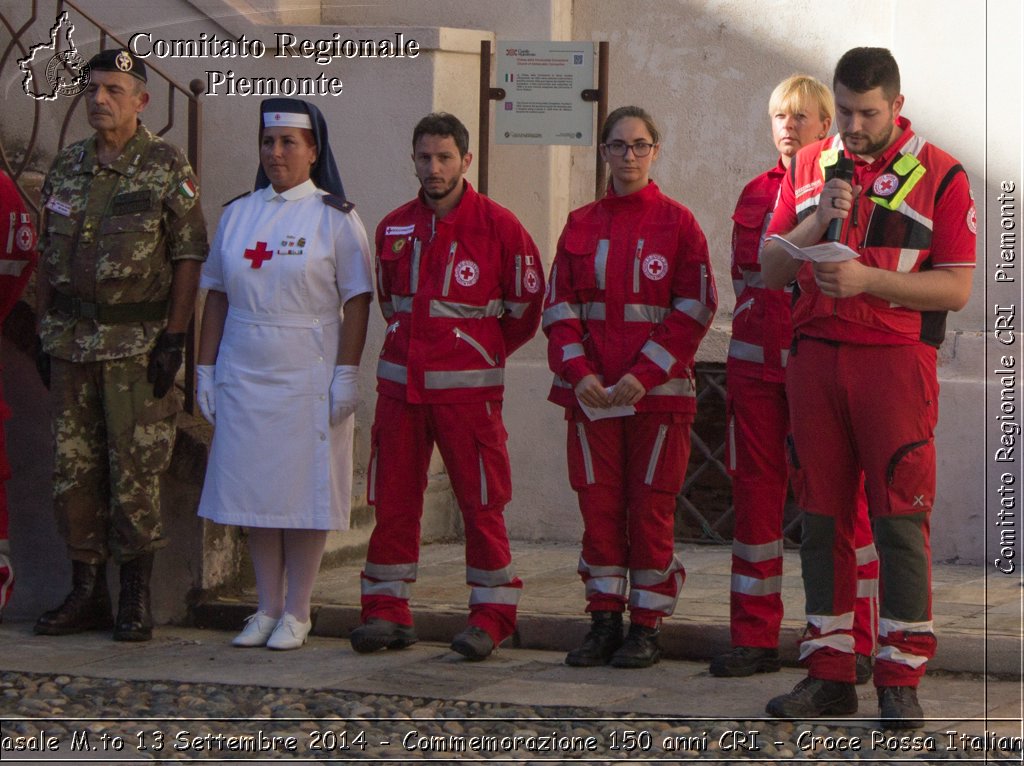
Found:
[177,178,197,199]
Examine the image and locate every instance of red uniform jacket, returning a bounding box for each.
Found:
[544,181,716,414]
[374,181,544,404]
[728,162,791,383]
[767,118,976,347]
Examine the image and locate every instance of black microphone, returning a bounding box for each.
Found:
[825,156,855,242]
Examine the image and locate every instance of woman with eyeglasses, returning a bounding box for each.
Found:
[544,106,717,668]
[195,98,373,650]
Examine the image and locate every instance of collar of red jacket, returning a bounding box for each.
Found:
[601,178,661,208]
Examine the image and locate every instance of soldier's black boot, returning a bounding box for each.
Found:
[34,561,113,635]
[114,553,154,642]
[565,611,624,666]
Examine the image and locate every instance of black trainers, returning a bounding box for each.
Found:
[877,685,924,729]
[765,676,858,718]
[855,653,874,685]
[609,623,661,669]
[349,619,418,653]
[450,625,495,661]
[709,646,781,677]
[565,611,623,667]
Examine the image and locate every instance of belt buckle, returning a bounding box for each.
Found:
[77,299,97,320]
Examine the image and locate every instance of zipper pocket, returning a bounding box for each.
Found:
[411,239,422,293]
[734,297,754,319]
[644,424,669,485]
[514,254,522,298]
[442,242,457,296]
[453,328,497,366]
[576,422,595,485]
[633,238,645,293]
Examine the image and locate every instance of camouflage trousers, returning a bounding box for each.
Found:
[51,354,180,564]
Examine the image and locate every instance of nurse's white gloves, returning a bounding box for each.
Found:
[330,365,360,425]
[196,365,216,425]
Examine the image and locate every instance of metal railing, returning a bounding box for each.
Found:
[1,0,204,412]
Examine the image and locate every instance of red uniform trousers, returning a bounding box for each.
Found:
[362,395,521,644]
[726,368,878,654]
[567,410,690,629]
[787,339,938,686]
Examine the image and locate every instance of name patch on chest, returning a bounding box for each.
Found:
[110,190,155,216]
[45,196,73,217]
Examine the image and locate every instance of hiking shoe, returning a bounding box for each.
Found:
[766,676,858,718]
[450,625,495,661]
[565,611,623,667]
[609,623,661,669]
[350,619,418,653]
[709,645,781,677]
[877,685,924,729]
[855,653,874,685]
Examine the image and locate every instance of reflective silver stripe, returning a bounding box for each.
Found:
[578,557,627,578]
[552,374,572,389]
[674,297,713,326]
[731,573,783,597]
[466,564,517,586]
[780,348,790,367]
[875,645,929,669]
[732,278,744,298]
[542,301,581,328]
[648,378,696,397]
[641,340,676,374]
[585,576,627,598]
[548,262,558,303]
[798,632,855,661]
[594,239,609,289]
[411,239,421,293]
[699,263,708,305]
[895,248,919,274]
[514,254,522,298]
[582,301,606,321]
[856,542,879,566]
[902,135,926,157]
[576,422,595,485]
[808,612,855,633]
[628,586,678,614]
[728,339,765,364]
[733,297,754,319]
[429,298,504,318]
[0,259,27,277]
[479,452,488,505]
[643,424,668,485]
[377,359,407,384]
[857,577,878,599]
[380,300,395,319]
[453,328,497,366]
[796,194,821,216]
[361,579,412,599]
[624,303,669,323]
[424,368,504,389]
[742,269,765,289]
[878,618,934,636]
[392,295,414,313]
[732,538,783,564]
[562,342,585,362]
[503,300,529,319]
[630,553,684,587]
[469,585,521,606]
[365,562,418,580]
[633,238,644,292]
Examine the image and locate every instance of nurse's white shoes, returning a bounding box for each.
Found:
[232,611,279,647]
[267,613,312,650]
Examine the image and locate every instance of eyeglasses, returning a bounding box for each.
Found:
[602,141,657,158]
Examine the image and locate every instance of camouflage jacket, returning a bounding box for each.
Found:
[39,123,208,361]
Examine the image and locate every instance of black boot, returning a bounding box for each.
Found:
[114,553,154,642]
[34,561,113,635]
[609,623,662,668]
[566,611,624,666]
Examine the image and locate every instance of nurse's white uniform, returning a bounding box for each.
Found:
[198,180,372,530]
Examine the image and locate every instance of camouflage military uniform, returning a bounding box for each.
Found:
[39,124,207,564]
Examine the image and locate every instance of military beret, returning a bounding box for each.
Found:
[87,49,147,83]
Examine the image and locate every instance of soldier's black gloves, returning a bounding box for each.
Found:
[35,336,51,389]
[147,330,185,399]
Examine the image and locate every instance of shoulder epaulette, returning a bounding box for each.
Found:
[323,194,354,213]
[223,191,252,207]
